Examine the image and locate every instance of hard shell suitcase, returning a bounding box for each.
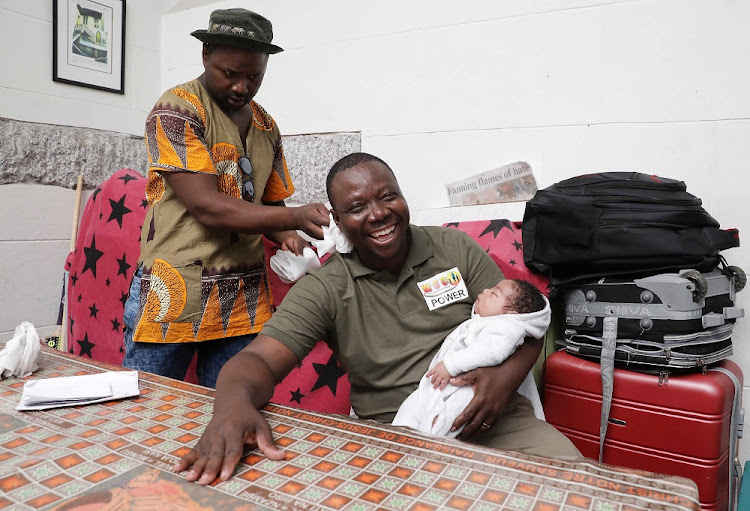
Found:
[543,350,744,511]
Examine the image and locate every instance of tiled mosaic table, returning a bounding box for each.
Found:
[0,348,700,510]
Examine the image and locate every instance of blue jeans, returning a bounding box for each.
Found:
[122,268,256,388]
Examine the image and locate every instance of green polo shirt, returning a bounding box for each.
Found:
[262,225,504,422]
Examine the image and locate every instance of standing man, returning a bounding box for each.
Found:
[122,8,329,388]
[174,153,581,485]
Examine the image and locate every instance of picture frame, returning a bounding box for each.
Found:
[53,0,126,94]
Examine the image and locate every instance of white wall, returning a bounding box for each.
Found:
[0,0,172,135]
[0,0,175,339]
[162,0,750,464]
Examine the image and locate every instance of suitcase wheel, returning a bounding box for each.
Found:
[727,265,747,293]
[681,270,708,302]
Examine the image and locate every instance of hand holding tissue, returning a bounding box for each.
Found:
[269,213,353,283]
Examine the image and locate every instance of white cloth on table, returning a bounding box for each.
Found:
[0,322,43,379]
[392,297,550,437]
[269,212,352,283]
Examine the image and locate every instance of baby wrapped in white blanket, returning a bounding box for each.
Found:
[392,279,550,437]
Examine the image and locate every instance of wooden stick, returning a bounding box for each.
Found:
[70,174,84,252]
[45,175,85,352]
[61,173,85,352]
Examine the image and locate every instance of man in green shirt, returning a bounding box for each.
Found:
[174,152,580,484]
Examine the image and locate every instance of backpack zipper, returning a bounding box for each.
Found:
[593,196,701,206]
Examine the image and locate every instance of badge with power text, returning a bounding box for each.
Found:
[418,267,469,311]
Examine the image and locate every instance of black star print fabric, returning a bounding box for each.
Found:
[269,338,352,415]
[64,169,146,361]
[443,220,550,294]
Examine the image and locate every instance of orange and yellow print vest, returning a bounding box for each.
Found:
[135,79,295,343]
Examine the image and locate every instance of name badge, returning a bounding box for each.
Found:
[418,267,469,311]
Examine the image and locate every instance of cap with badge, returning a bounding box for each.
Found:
[191,8,283,54]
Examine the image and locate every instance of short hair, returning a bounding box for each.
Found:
[326,152,394,205]
[508,279,546,314]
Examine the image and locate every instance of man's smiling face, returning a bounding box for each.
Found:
[330,160,410,273]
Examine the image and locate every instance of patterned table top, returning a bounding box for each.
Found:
[0,348,700,511]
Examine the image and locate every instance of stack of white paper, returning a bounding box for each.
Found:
[16,371,140,411]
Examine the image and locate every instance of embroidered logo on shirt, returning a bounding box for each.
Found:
[417,267,469,311]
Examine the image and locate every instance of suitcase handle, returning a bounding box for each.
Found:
[708,366,743,511]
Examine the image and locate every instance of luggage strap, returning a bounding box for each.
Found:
[596,333,742,510]
[599,316,617,462]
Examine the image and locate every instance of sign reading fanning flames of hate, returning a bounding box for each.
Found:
[445,161,538,206]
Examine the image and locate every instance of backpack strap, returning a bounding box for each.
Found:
[599,316,618,462]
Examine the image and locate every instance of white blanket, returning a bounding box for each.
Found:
[392,298,550,437]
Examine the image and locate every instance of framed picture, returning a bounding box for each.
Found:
[53,0,126,94]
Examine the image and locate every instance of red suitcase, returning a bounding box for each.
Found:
[543,350,743,511]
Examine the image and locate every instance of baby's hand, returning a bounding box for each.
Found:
[426,362,451,390]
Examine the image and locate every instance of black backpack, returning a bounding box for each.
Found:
[522,172,740,288]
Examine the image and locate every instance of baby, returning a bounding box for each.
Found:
[392,279,550,437]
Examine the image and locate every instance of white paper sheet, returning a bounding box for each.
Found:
[16,370,140,411]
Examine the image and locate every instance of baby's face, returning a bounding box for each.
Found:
[474,280,517,317]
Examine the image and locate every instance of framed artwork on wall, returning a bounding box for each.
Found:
[53,0,126,94]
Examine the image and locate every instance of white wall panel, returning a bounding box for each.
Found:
[126,1,164,50]
[0,240,70,334]
[0,87,146,135]
[161,66,204,94]
[0,0,51,21]
[363,130,502,214]
[535,0,634,12]
[183,0,536,51]
[0,185,91,241]
[260,37,410,135]
[538,122,717,208]
[497,129,547,185]
[1,8,133,111]
[418,10,606,133]
[260,7,607,136]
[130,46,162,114]
[161,7,207,74]
[600,0,750,122]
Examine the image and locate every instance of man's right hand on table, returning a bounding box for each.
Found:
[173,405,284,485]
[173,337,299,485]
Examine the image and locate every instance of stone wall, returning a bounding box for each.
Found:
[283,132,360,204]
[0,117,360,202]
[0,118,146,189]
